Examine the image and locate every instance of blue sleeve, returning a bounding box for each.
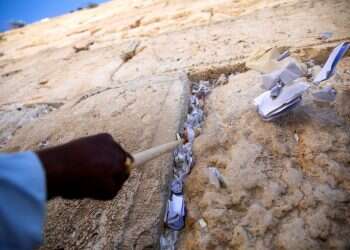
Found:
[0,152,46,250]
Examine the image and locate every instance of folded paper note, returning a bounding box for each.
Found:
[254,81,309,120]
[314,42,350,84]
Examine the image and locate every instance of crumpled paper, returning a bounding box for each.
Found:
[254,81,309,120]
[164,194,186,230]
[160,230,179,250]
[170,178,183,194]
[192,81,210,98]
[174,142,193,179]
[261,61,305,90]
[163,81,210,235]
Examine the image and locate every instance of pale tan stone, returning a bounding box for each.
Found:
[1,0,350,249]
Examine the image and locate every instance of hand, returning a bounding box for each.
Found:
[36,133,132,200]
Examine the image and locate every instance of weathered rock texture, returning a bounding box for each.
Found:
[180,58,350,249]
[0,0,349,249]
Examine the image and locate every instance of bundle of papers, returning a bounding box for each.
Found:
[162,77,211,243]
[254,81,309,121]
[185,109,204,130]
[164,194,186,230]
[252,42,350,121]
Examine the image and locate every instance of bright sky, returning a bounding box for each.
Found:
[0,0,109,32]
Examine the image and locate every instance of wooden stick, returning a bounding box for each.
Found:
[125,140,181,171]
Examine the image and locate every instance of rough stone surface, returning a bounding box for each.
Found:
[3,74,189,250]
[179,63,350,249]
[0,0,350,249]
